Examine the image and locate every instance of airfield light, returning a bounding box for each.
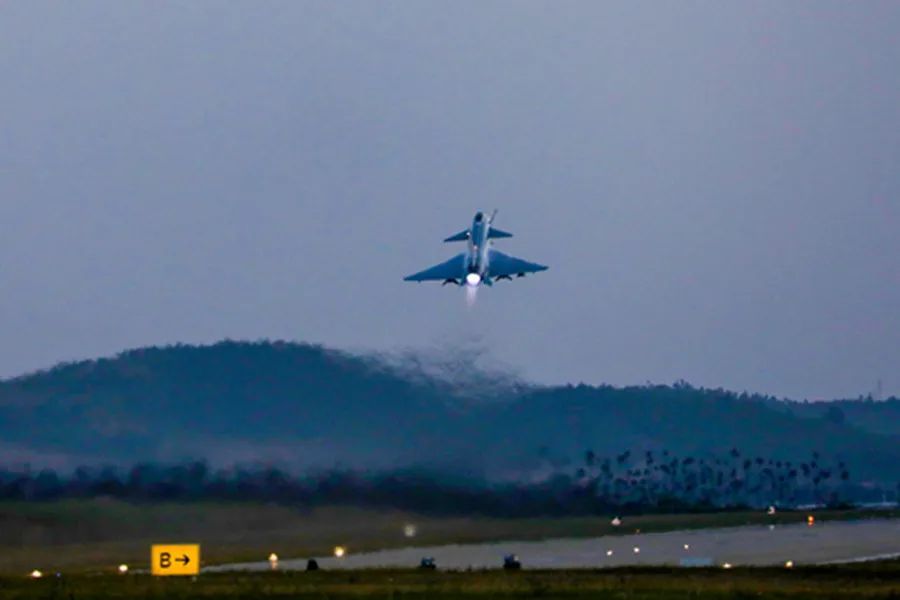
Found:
[30,570,43,579]
[611,517,621,526]
[767,506,776,515]
[466,273,481,286]
[683,544,690,550]
[633,546,640,554]
[404,524,417,538]
[807,515,815,526]
[606,550,613,556]
[722,563,733,569]
[334,546,346,558]
[117,564,128,574]
[785,560,794,568]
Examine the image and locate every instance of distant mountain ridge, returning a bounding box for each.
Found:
[0,341,897,483]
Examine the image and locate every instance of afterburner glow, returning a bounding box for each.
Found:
[466,272,481,286]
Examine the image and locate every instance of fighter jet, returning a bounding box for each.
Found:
[404,211,548,286]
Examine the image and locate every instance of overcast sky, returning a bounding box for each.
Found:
[1,2,898,399]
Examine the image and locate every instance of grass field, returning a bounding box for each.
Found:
[1,500,898,575]
[1,562,898,599]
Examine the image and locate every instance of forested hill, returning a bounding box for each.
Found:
[772,398,900,437]
[0,341,897,481]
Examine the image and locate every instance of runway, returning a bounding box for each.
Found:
[209,517,900,571]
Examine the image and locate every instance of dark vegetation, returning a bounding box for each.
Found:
[2,563,899,600]
[0,446,891,515]
[766,396,900,436]
[1,341,898,497]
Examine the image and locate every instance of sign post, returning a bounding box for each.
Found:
[151,544,201,576]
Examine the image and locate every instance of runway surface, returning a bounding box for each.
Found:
[209,517,900,571]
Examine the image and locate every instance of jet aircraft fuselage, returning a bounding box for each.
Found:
[464,211,491,286]
[404,211,548,287]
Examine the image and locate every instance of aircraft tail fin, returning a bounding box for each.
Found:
[443,230,470,242]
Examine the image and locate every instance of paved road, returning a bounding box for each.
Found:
[209,518,900,571]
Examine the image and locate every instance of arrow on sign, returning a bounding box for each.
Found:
[176,555,190,566]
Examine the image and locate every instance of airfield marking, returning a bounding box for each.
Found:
[818,551,900,565]
[151,544,201,576]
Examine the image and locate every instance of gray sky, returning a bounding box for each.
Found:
[1,2,898,400]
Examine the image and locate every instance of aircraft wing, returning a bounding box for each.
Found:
[488,249,548,278]
[404,253,468,282]
[443,229,470,242]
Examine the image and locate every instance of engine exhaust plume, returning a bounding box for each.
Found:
[465,282,478,308]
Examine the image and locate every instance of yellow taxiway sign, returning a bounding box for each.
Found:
[151,544,200,576]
